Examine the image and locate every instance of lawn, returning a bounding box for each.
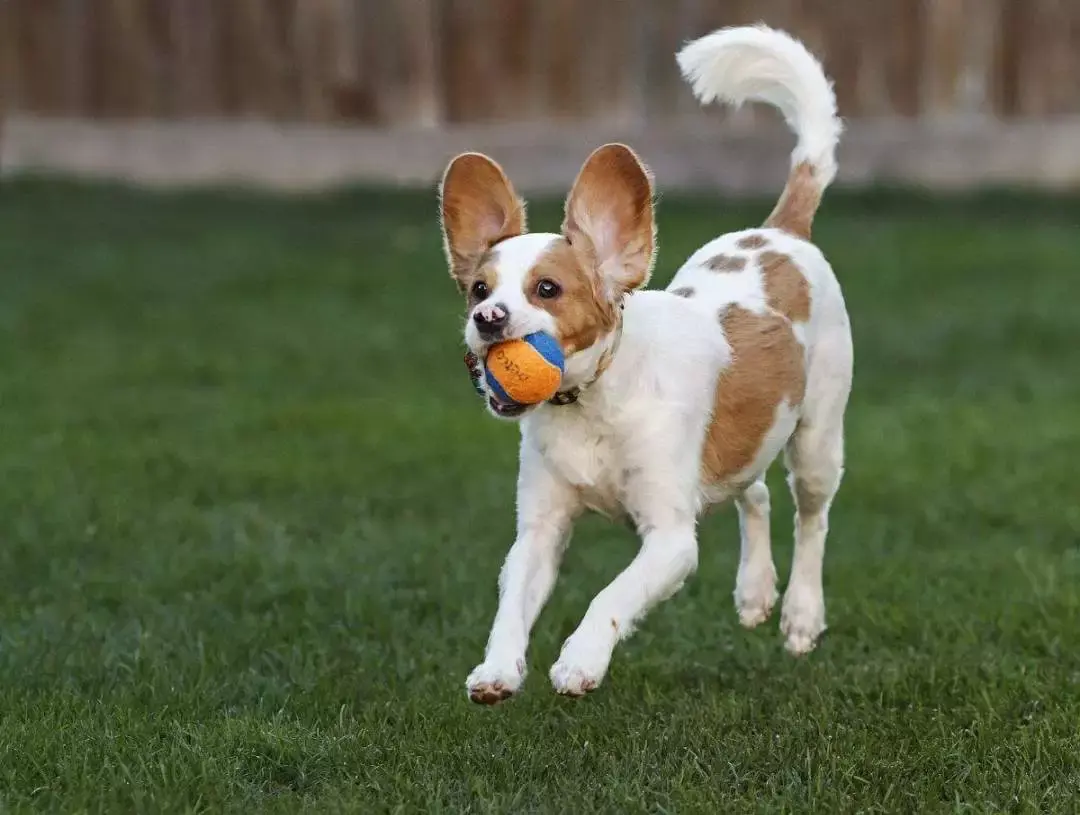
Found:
[0,177,1078,813]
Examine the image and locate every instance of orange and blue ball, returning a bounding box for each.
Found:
[484,332,565,406]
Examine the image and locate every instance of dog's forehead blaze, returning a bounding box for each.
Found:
[523,240,618,355]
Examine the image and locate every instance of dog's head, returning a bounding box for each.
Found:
[439,144,655,419]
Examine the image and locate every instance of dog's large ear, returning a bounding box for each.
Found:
[440,153,527,289]
[562,143,655,296]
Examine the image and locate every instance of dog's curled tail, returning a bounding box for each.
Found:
[676,24,842,240]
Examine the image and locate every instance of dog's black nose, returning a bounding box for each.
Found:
[473,303,509,336]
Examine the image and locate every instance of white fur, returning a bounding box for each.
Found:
[676,24,842,184]
[465,25,852,702]
[465,233,561,353]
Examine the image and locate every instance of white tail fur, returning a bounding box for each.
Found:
[676,24,842,187]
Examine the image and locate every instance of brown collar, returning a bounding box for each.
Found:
[548,302,624,406]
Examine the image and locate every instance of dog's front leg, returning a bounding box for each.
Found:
[550,487,699,697]
[466,450,579,705]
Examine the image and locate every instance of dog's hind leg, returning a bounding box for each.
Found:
[780,329,852,654]
[733,479,778,628]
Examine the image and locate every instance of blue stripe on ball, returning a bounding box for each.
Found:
[485,368,518,405]
[523,332,565,372]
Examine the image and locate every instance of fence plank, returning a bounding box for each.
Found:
[0,1,18,124]
[169,0,223,115]
[442,0,504,121]
[13,0,68,114]
[392,0,441,126]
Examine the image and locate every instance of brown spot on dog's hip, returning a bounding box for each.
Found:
[702,305,806,485]
[759,251,811,323]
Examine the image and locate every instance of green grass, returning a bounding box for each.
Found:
[1,177,1078,813]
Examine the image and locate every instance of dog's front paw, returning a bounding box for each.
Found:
[734,564,779,629]
[465,657,526,705]
[549,636,610,697]
[780,584,826,655]
[549,661,603,697]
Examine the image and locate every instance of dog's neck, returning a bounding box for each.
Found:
[550,301,625,406]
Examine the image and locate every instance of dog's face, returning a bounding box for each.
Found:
[440,144,656,418]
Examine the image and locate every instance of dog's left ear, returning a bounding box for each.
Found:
[562,143,655,296]
[440,152,527,289]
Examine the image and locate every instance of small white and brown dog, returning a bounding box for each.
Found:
[439,25,852,704]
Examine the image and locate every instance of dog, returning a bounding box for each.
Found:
[438,25,852,704]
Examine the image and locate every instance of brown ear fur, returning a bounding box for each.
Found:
[562,144,655,295]
[439,153,527,288]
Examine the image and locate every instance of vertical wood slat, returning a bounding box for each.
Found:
[545,0,587,118]
[923,0,995,117]
[92,0,157,116]
[394,0,441,126]
[292,0,339,122]
[0,1,20,124]
[492,0,535,121]
[1013,0,1080,117]
[0,0,14,159]
[14,0,68,114]
[361,0,444,126]
[4,0,1080,123]
[59,0,91,116]
[326,0,369,122]
[169,0,222,116]
[442,0,502,122]
[227,0,290,119]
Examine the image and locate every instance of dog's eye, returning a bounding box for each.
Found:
[536,279,561,299]
[470,280,489,300]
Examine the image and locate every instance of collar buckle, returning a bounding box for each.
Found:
[548,389,579,406]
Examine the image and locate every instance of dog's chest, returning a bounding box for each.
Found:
[529,411,626,516]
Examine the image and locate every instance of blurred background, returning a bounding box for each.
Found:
[3,0,1080,193]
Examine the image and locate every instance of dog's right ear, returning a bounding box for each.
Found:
[562,143,655,298]
[439,153,527,289]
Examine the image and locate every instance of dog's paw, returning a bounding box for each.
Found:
[780,585,826,655]
[465,657,526,705]
[549,661,602,697]
[549,635,610,697]
[734,565,778,629]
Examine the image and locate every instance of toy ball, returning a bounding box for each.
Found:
[485,332,565,405]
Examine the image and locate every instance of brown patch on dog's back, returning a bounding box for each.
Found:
[759,251,811,323]
[525,239,618,354]
[702,306,806,484]
[764,161,820,240]
[736,234,768,250]
[670,286,695,298]
[706,254,747,272]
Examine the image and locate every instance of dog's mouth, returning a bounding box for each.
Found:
[487,396,529,419]
[466,348,536,420]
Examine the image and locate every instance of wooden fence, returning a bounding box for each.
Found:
[4,0,1080,126]
[4,0,1080,192]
